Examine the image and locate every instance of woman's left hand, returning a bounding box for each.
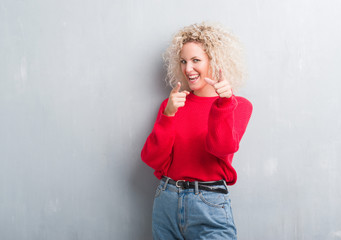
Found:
[204,69,233,98]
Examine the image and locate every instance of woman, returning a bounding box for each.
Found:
[141,22,253,240]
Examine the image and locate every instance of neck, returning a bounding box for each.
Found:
[193,85,218,97]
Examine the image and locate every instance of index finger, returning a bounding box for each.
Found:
[172,82,181,93]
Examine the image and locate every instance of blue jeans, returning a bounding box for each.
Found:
[152,178,237,240]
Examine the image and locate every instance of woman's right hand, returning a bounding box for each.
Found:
[163,82,190,116]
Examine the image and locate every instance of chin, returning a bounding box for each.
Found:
[188,85,197,91]
[188,82,203,92]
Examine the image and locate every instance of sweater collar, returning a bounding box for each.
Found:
[187,91,219,103]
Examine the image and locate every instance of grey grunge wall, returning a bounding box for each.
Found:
[1,0,341,239]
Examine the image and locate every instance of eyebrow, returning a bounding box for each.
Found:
[180,56,200,60]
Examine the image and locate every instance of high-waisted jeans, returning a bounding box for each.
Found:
[152,178,237,240]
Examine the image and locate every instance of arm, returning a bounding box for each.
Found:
[205,95,253,158]
[141,99,175,170]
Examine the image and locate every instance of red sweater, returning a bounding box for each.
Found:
[141,92,253,185]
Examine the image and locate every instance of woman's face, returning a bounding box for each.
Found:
[180,42,215,97]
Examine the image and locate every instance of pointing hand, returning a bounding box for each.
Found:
[164,82,190,116]
[204,69,233,98]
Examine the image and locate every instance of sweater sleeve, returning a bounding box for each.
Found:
[205,95,253,158]
[141,99,175,172]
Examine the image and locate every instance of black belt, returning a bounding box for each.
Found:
[162,177,228,194]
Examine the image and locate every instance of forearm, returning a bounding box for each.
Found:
[205,96,253,158]
[141,112,175,170]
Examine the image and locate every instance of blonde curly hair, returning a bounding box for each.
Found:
[162,22,247,92]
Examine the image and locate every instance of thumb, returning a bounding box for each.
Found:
[204,77,217,86]
[218,69,223,82]
[172,82,181,93]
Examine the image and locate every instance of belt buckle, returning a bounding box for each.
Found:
[175,180,185,188]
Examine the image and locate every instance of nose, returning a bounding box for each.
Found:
[185,62,193,74]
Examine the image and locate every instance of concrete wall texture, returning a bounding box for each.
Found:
[1,0,341,239]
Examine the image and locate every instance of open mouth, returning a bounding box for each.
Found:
[188,75,199,83]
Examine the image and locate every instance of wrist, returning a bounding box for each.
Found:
[163,109,175,117]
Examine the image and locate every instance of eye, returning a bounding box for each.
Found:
[180,60,186,64]
[193,59,200,63]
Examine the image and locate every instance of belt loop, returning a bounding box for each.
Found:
[222,179,228,192]
[162,177,170,191]
[194,181,199,195]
